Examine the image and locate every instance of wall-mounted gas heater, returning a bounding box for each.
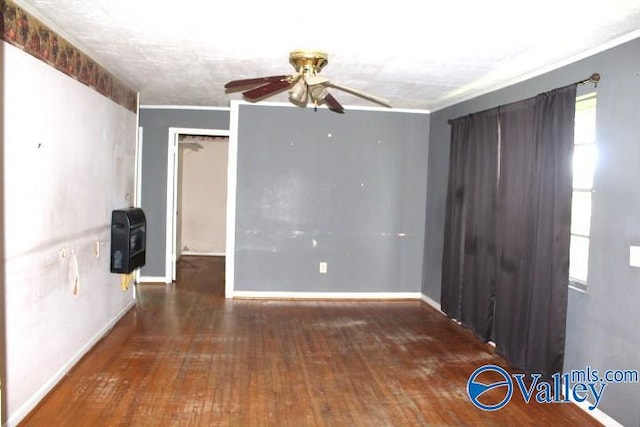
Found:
[110,208,146,274]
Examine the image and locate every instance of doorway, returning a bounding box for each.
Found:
[166,128,230,285]
[177,135,229,258]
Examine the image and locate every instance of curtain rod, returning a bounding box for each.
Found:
[577,73,601,87]
[447,73,601,125]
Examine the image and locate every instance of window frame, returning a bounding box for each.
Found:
[569,91,597,292]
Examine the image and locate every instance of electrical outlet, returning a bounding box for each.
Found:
[319,262,328,274]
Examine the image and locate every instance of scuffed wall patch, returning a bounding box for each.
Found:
[59,248,81,297]
[68,250,80,297]
[0,0,137,112]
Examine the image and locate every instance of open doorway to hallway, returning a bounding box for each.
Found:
[177,135,229,261]
[166,128,231,285]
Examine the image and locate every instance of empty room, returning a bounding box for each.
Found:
[2,1,639,426]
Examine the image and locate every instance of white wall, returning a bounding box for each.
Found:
[2,41,137,425]
[179,137,228,255]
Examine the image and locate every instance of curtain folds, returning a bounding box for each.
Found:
[495,85,577,376]
[441,117,469,320]
[441,111,499,341]
[440,84,577,376]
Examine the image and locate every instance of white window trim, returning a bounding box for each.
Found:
[569,91,597,290]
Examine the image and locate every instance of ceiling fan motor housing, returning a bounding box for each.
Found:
[289,50,328,74]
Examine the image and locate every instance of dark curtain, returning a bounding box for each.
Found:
[441,84,576,376]
[441,117,469,320]
[441,111,499,340]
[460,113,499,340]
[494,85,577,376]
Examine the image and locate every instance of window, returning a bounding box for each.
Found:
[569,92,597,290]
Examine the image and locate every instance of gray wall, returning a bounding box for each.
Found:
[235,104,430,293]
[422,38,640,425]
[139,108,230,277]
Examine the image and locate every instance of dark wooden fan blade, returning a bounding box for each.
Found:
[324,93,344,113]
[242,79,292,101]
[224,75,289,90]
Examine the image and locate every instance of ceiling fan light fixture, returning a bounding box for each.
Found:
[310,85,327,101]
[289,79,307,104]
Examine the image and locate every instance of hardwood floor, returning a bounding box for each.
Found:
[21,256,600,426]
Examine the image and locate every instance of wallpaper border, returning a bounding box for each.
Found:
[1,0,137,112]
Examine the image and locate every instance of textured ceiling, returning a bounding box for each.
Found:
[13,0,640,111]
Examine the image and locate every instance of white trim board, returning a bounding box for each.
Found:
[231,99,430,115]
[225,104,239,299]
[7,300,135,427]
[420,294,444,314]
[137,276,169,283]
[180,251,225,257]
[420,293,619,427]
[232,291,422,300]
[572,400,623,427]
[165,127,231,285]
[134,124,143,285]
[168,127,231,136]
[140,105,231,111]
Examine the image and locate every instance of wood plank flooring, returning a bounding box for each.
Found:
[21,256,600,426]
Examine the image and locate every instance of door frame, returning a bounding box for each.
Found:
[166,127,230,283]
[134,126,144,285]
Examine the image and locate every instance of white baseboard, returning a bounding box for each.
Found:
[232,291,422,300]
[180,251,225,257]
[420,293,444,313]
[8,300,135,427]
[137,275,169,283]
[572,399,623,426]
[419,291,622,426]
[417,293,621,425]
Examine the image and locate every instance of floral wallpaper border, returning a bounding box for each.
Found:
[1,0,137,112]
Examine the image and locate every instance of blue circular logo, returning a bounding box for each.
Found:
[467,365,513,411]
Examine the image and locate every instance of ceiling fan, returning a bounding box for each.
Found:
[224,50,392,114]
